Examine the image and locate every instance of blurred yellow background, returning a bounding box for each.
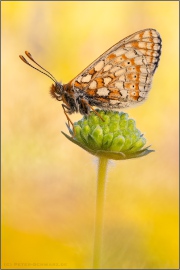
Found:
[2,1,179,269]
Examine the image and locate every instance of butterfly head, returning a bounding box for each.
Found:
[50,82,64,101]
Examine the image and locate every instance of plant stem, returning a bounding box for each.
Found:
[93,156,109,269]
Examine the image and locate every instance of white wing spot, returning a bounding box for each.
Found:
[125,43,132,48]
[154,44,160,50]
[151,30,159,37]
[153,37,160,43]
[118,74,125,81]
[115,69,126,76]
[138,42,147,48]
[134,57,143,65]
[82,74,92,83]
[114,48,127,56]
[140,66,149,74]
[133,34,140,40]
[104,77,112,85]
[103,64,112,71]
[120,89,128,98]
[97,87,110,96]
[115,81,124,89]
[77,76,82,83]
[94,60,104,71]
[125,50,137,58]
[89,80,97,89]
[143,30,151,38]
[111,66,120,73]
[115,69,126,77]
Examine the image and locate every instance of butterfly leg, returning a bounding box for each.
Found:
[62,104,75,134]
[81,99,105,122]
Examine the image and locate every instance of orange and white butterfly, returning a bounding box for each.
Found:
[20,28,161,125]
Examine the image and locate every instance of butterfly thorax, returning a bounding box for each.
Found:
[50,82,91,115]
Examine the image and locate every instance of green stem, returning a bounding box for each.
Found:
[93,156,109,269]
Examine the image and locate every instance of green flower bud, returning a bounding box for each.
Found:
[102,133,114,150]
[81,125,91,143]
[90,125,103,149]
[109,135,125,152]
[62,110,154,160]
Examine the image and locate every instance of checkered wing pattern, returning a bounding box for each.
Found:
[71,28,162,108]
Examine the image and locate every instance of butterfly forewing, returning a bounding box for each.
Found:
[70,28,161,109]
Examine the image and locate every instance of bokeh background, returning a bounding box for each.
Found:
[2,1,179,269]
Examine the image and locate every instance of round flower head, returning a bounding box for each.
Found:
[62,110,154,160]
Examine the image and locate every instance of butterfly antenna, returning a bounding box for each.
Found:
[19,51,57,83]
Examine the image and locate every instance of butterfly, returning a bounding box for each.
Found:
[19,28,162,126]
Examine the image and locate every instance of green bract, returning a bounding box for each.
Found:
[62,110,154,160]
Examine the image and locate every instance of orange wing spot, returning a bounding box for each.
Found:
[129,58,135,65]
[147,37,153,43]
[130,41,141,49]
[120,58,134,67]
[108,88,120,99]
[139,32,144,40]
[81,82,88,89]
[126,73,139,81]
[135,66,141,72]
[95,77,104,88]
[86,88,96,96]
[126,65,141,73]
[125,82,139,90]
[129,90,139,101]
[74,81,83,90]
[88,68,96,75]
[107,53,116,60]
